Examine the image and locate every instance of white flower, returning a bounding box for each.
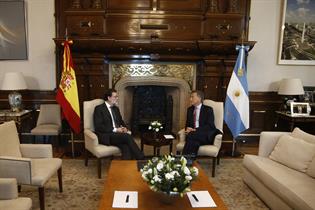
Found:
[152,122,157,125]
[185,175,192,181]
[173,187,178,192]
[155,128,159,132]
[192,167,199,176]
[170,171,179,177]
[165,173,174,180]
[157,162,164,171]
[150,180,155,184]
[183,166,191,175]
[161,126,163,129]
[153,175,161,183]
[147,168,152,174]
[181,156,187,166]
[148,126,152,130]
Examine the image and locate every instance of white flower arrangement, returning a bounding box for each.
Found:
[148,120,163,132]
[140,155,199,197]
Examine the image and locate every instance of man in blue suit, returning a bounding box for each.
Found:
[182,90,221,156]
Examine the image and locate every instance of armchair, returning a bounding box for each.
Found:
[0,121,62,210]
[0,178,32,210]
[83,99,121,178]
[31,104,62,145]
[176,99,224,177]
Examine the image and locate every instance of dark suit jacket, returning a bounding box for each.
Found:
[93,103,126,145]
[185,104,221,144]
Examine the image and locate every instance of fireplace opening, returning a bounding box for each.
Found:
[131,86,173,134]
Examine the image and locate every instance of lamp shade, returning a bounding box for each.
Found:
[1,72,27,90]
[278,78,304,95]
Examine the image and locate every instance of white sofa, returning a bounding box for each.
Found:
[243,129,315,210]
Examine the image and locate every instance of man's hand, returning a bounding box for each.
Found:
[116,126,129,133]
[185,127,196,134]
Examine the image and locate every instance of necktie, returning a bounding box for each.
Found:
[193,107,197,128]
[110,106,120,128]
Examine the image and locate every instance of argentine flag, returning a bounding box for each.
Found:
[224,45,250,138]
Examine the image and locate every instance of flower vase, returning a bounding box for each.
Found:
[157,191,180,204]
[153,132,158,140]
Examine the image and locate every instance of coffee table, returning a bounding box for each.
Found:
[98,160,227,210]
[140,132,174,156]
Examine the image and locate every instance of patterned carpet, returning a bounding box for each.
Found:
[19,158,268,210]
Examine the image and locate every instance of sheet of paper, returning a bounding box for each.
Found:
[112,191,138,208]
[187,191,217,208]
[164,134,174,139]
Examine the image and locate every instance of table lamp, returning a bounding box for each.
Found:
[278,78,305,112]
[1,72,27,112]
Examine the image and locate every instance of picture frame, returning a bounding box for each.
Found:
[278,0,315,65]
[0,0,28,60]
[290,102,310,116]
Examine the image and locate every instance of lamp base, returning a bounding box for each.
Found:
[8,91,22,112]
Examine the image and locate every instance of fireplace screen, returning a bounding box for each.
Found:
[131,86,173,133]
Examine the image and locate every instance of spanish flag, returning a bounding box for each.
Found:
[56,40,81,134]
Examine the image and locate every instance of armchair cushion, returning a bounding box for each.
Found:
[0,121,22,157]
[20,144,53,158]
[269,134,315,173]
[31,158,62,186]
[31,124,61,135]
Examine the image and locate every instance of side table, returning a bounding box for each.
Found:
[140,132,175,156]
[275,111,315,132]
[0,110,33,133]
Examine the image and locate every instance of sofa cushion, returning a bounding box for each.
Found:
[307,156,315,178]
[0,121,22,157]
[291,127,315,144]
[269,134,315,172]
[243,155,315,210]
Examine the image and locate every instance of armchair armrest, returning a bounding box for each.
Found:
[0,178,18,200]
[177,128,186,143]
[84,129,99,150]
[213,134,223,149]
[0,156,33,185]
[258,131,290,157]
[20,144,53,158]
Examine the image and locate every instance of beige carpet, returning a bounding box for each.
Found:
[19,158,268,210]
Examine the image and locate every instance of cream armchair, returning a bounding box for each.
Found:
[176,99,224,177]
[84,99,121,178]
[0,121,62,210]
[0,178,32,210]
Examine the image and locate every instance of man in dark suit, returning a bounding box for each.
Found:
[93,89,144,160]
[182,90,221,156]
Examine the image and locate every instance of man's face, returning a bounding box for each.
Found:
[108,92,119,105]
[190,92,201,106]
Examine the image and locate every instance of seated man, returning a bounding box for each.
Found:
[93,88,144,160]
[182,90,221,156]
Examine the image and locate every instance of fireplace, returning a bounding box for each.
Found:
[131,85,173,134]
[111,63,196,133]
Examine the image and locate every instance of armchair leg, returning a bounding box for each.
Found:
[38,187,45,210]
[85,149,89,166]
[58,167,63,192]
[217,155,220,165]
[97,158,102,179]
[212,157,217,177]
[18,185,21,192]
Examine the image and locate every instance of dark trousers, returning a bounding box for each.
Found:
[109,133,144,160]
[182,131,210,155]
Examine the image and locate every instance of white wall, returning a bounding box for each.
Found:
[0,0,314,91]
[0,0,55,90]
[248,0,315,91]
